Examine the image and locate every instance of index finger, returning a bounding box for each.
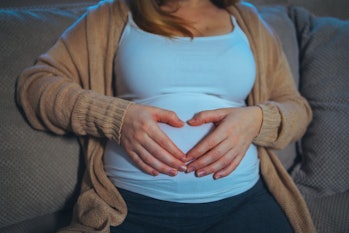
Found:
[150,123,187,163]
[186,127,227,162]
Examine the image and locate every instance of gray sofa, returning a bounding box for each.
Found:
[0,0,348,232]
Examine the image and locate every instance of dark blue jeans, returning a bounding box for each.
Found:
[110,179,293,233]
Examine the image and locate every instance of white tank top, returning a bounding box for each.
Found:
[104,13,260,203]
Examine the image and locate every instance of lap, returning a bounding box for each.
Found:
[110,179,293,233]
[204,180,293,233]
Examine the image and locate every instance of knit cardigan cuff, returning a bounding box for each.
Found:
[253,101,281,146]
[72,91,133,144]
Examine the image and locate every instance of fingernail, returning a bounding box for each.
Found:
[196,170,207,177]
[151,171,159,176]
[169,169,178,176]
[214,174,222,180]
[179,165,187,172]
[186,166,195,173]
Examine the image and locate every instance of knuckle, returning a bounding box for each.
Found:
[204,155,216,165]
[163,156,176,166]
[140,121,152,132]
[157,136,168,147]
[142,165,158,176]
[217,159,229,169]
[195,158,211,169]
[126,149,159,176]
[159,166,176,176]
[206,138,219,149]
[131,154,143,166]
[142,156,153,166]
[230,157,241,170]
[205,166,215,174]
[133,131,145,141]
[149,147,165,160]
[210,148,223,158]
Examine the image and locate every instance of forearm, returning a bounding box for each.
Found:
[17,67,132,143]
[251,49,312,149]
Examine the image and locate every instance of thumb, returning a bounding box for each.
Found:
[187,109,227,126]
[154,109,184,128]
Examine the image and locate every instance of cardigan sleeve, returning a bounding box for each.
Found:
[236,3,313,149]
[16,3,131,144]
[253,47,313,149]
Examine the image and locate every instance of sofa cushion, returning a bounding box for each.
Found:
[249,0,349,20]
[289,6,349,233]
[0,3,96,231]
[0,210,72,233]
[290,6,349,198]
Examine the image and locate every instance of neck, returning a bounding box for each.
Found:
[163,0,212,9]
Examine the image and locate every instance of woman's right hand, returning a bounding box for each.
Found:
[120,104,187,176]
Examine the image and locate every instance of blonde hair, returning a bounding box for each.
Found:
[125,0,240,38]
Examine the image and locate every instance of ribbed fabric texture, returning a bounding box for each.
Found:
[72,91,131,144]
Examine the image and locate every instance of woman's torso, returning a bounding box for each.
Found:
[104,13,260,203]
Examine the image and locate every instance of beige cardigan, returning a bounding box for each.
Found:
[17,1,316,232]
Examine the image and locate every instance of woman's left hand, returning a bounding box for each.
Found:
[186,106,262,179]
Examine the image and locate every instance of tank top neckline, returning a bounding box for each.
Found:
[127,12,239,41]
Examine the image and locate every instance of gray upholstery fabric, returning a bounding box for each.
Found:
[0,210,72,233]
[290,6,349,233]
[305,191,349,233]
[290,6,349,197]
[1,1,348,232]
[249,0,349,19]
[0,0,99,8]
[0,4,92,231]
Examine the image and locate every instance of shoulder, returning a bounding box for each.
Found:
[66,0,128,40]
[236,2,259,12]
[85,0,129,22]
[228,2,278,41]
[87,0,128,15]
[231,2,260,19]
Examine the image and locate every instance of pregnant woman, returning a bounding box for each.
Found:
[17,0,316,232]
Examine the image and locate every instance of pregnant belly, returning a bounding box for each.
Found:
[104,94,259,203]
[157,122,213,153]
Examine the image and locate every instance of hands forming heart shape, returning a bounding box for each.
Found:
[120,104,262,179]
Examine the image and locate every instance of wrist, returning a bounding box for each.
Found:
[252,106,263,137]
